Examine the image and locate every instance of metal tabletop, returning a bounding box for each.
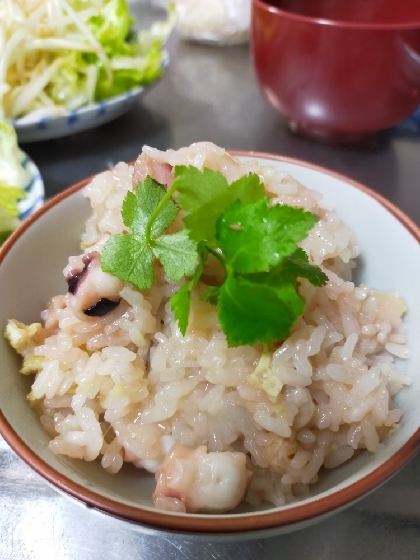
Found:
[2,4,420,558]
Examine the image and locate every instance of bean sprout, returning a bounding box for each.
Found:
[0,0,173,121]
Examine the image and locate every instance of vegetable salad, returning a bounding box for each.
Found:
[0,0,174,121]
[0,122,29,243]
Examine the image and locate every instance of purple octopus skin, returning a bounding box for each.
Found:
[84,298,121,317]
[65,252,121,317]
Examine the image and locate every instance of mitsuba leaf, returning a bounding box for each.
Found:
[169,242,208,335]
[103,166,327,348]
[218,273,304,347]
[200,286,220,306]
[123,177,177,237]
[173,166,229,244]
[101,176,198,291]
[250,248,328,289]
[152,229,197,282]
[228,173,265,204]
[217,200,319,274]
[280,248,328,287]
[173,166,264,245]
[170,282,191,336]
[101,233,154,289]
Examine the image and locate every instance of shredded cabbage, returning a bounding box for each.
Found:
[0,121,28,242]
[0,0,174,120]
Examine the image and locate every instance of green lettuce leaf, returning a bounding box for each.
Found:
[0,207,20,243]
[95,45,163,99]
[0,122,28,189]
[85,0,174,100]
[46,0,174,109]
[47,53,92,110]
[0,122,29,242]
[0,185,25,217]
[87,0,133,56]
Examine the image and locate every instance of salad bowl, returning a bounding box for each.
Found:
[13,56,169,144]
[2,0,173,143]
[0,151,420,540]
[0,121,44,242]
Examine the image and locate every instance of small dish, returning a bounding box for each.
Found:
[12,56,169,144]
[0,151,419,540]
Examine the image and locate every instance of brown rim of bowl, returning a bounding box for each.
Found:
[1,150,420,534]
[251,0,420,31]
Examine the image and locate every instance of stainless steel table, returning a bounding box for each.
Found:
[2,6,420,558]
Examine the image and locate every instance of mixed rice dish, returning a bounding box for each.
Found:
[5,142,411,514]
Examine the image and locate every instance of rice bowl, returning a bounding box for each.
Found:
[1,144,420,537]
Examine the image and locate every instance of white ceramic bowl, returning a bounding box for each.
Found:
[12,56,169,143]
[1,152,419,540]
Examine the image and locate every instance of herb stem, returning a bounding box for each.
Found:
[206,246,226,268]
[145,182,178,244]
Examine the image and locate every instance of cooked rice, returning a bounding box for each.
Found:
[7,142,411,512]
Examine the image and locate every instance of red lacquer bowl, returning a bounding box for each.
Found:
[251,0,420,141]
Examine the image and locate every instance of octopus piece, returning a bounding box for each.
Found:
[65,251,124,317]
[132,153,173,189]
[152,443,253,513]
[140,142,255,184]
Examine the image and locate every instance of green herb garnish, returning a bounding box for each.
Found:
[101,175,197,289]
[101,166,328,347]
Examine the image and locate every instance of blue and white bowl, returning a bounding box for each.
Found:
[12,56,169,144]
[17,154,45,221]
